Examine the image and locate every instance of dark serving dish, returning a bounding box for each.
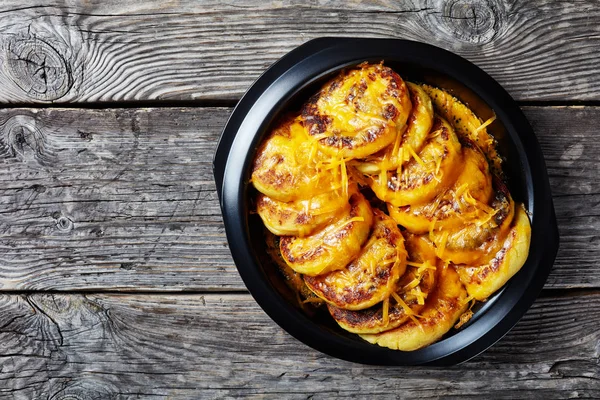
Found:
[213,37,559,366]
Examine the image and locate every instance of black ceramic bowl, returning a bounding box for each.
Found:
[213,37,559,366]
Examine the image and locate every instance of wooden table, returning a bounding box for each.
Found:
[1,1,598,398]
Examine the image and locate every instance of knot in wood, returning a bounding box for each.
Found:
[0,114,55,166]
[430,0,504,45]
[5,37,73,101]
[49,379,117,400]
[55,216,74,232]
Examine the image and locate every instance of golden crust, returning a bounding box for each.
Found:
[388,143,493,234]
[431,184,515,265]
[370,116,463,207]
[256,186,350,237]
[280,192,374,276]
[304,210,407,311]
[302,62,412,159]
[327,233,438,334]
[252,116,335,202]
[360,264,468,351]
[355,82,434,173]
[456,204,531,300]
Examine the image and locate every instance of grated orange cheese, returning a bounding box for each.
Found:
[473,114,496,134]
[411,286,426,305]
[341,157,348,198]
[391,292,413,315]
[302,297,325,304]
[463,189,494,214]
[382,297,390,325]
[406,144,426,168]
[391,126,402,159]
[429,216,438,235]
[335,216,366,232]
[395,148,404,178]
[437,231,449,257]
[392,292,422,327]
[406,261,436,270]
[434,156,443,178]
[402,278,421,292]
[379,168,387,191]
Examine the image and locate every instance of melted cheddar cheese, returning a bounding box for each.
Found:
[455,205,531,300]
[326,233,438,334]
[304,210,407,310]
[280,192,373,276]
[355,82,434,173]
[302,62,412,159]
[361,264,468,351]
[370,116,463,206]
[252,62,532,353]
[252,115,335,202]
[388,144,493,234]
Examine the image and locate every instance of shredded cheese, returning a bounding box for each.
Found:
[461,295,475,306]
[310,133,329,141]
[391,126,402,158]
[434,156,443,178]
[402,278,421,292]
[382,297,390,325]
[341,157,348,198]
[391,292,413,315]
[411,286,426,305]
[301,297,325,304]
[379,168,387,191]
[309,138,318,163]
[406,261,436,270]
[473,114,496,134]
[395,147,404,178]
[391,292,422,327]
[463,189,495,214]
[427,128,443,139]
[337,216,365,231]
[437,231,449,257]
[429,217,438,235]
[406,144,426,168]
[305,196,313,214]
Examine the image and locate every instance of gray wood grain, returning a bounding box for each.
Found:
[0,1,599,103]
[0,292,598,399]
[0,106,598,291]
[0,107,232,291]
[0,1,596,397]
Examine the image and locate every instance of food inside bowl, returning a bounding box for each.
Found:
[250,62,531,351]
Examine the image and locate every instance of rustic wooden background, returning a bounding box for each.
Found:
[1,0,599,398]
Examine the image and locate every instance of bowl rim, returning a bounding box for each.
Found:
[213,37,559,366]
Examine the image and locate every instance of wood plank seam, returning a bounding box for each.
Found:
[0,106,598,291]
[1,1,600,103]
[0,292,598,397]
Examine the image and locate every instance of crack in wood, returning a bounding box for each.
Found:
[25,296,63,346]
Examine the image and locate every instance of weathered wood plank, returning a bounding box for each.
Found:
[0,107,233,291]
[0,106,598,290]
[0,292,598,399]
[525,106,600,289]
[1,1,600,103]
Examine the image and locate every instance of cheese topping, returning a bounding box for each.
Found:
[253,63,531,353]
